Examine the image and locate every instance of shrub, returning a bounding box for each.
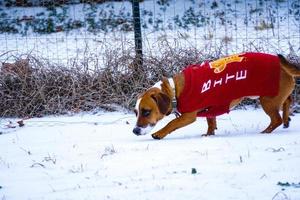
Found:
[0,44,214,117]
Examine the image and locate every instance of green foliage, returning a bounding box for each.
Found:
[291,1,300,21]
[0,0,299,34]
[211,1,218,9]
[32,18,55,33]
[0,12,19,33]
[174,7,206,30]
[1,0,15,7]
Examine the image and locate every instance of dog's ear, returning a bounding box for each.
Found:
[160,77,174,99]
[151,92,171,115]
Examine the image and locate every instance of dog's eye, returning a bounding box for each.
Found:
[141,109,151,117]
[134,109,138,116]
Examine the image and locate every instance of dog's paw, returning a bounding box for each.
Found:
[151,134,162,140]
[283,117,291,128]
[201,133,215,137]
[151,131,167,140]
[202,130,215,137]
[261,129,273,134]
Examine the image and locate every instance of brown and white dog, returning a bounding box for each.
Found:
[133,52,300,139]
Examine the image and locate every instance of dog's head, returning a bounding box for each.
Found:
[133,79,173,136]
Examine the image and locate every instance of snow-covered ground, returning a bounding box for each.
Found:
[1,109,300,200]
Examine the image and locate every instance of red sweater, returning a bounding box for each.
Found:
[177,52,280,117]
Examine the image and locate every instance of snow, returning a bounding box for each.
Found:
[0,1,300,199]
[1,109,300,200]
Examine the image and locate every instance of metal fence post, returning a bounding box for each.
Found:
[131,0,143,68]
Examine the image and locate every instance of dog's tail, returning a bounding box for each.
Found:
[278,54,300,77]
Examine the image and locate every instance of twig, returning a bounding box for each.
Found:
[30,163,45,168]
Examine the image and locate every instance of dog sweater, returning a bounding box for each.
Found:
[177,52,280,117]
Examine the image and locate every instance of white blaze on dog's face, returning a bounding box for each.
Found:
[133,88,171,136]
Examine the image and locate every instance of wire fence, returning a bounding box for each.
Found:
[1,0,300,117]
[0,0,299,65]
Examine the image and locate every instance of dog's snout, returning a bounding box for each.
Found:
[133,125,154,136]
[133,127,141,135]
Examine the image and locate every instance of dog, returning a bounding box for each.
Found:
[133,52,300,139]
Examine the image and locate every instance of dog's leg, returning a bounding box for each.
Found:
[152,111,197,139]
[282,95,292,128]
[260,67,295,133]
[202,117,217,136]
[260,97,283,133]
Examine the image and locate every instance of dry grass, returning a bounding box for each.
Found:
[0,46,213,117]
[1,44,299,118]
